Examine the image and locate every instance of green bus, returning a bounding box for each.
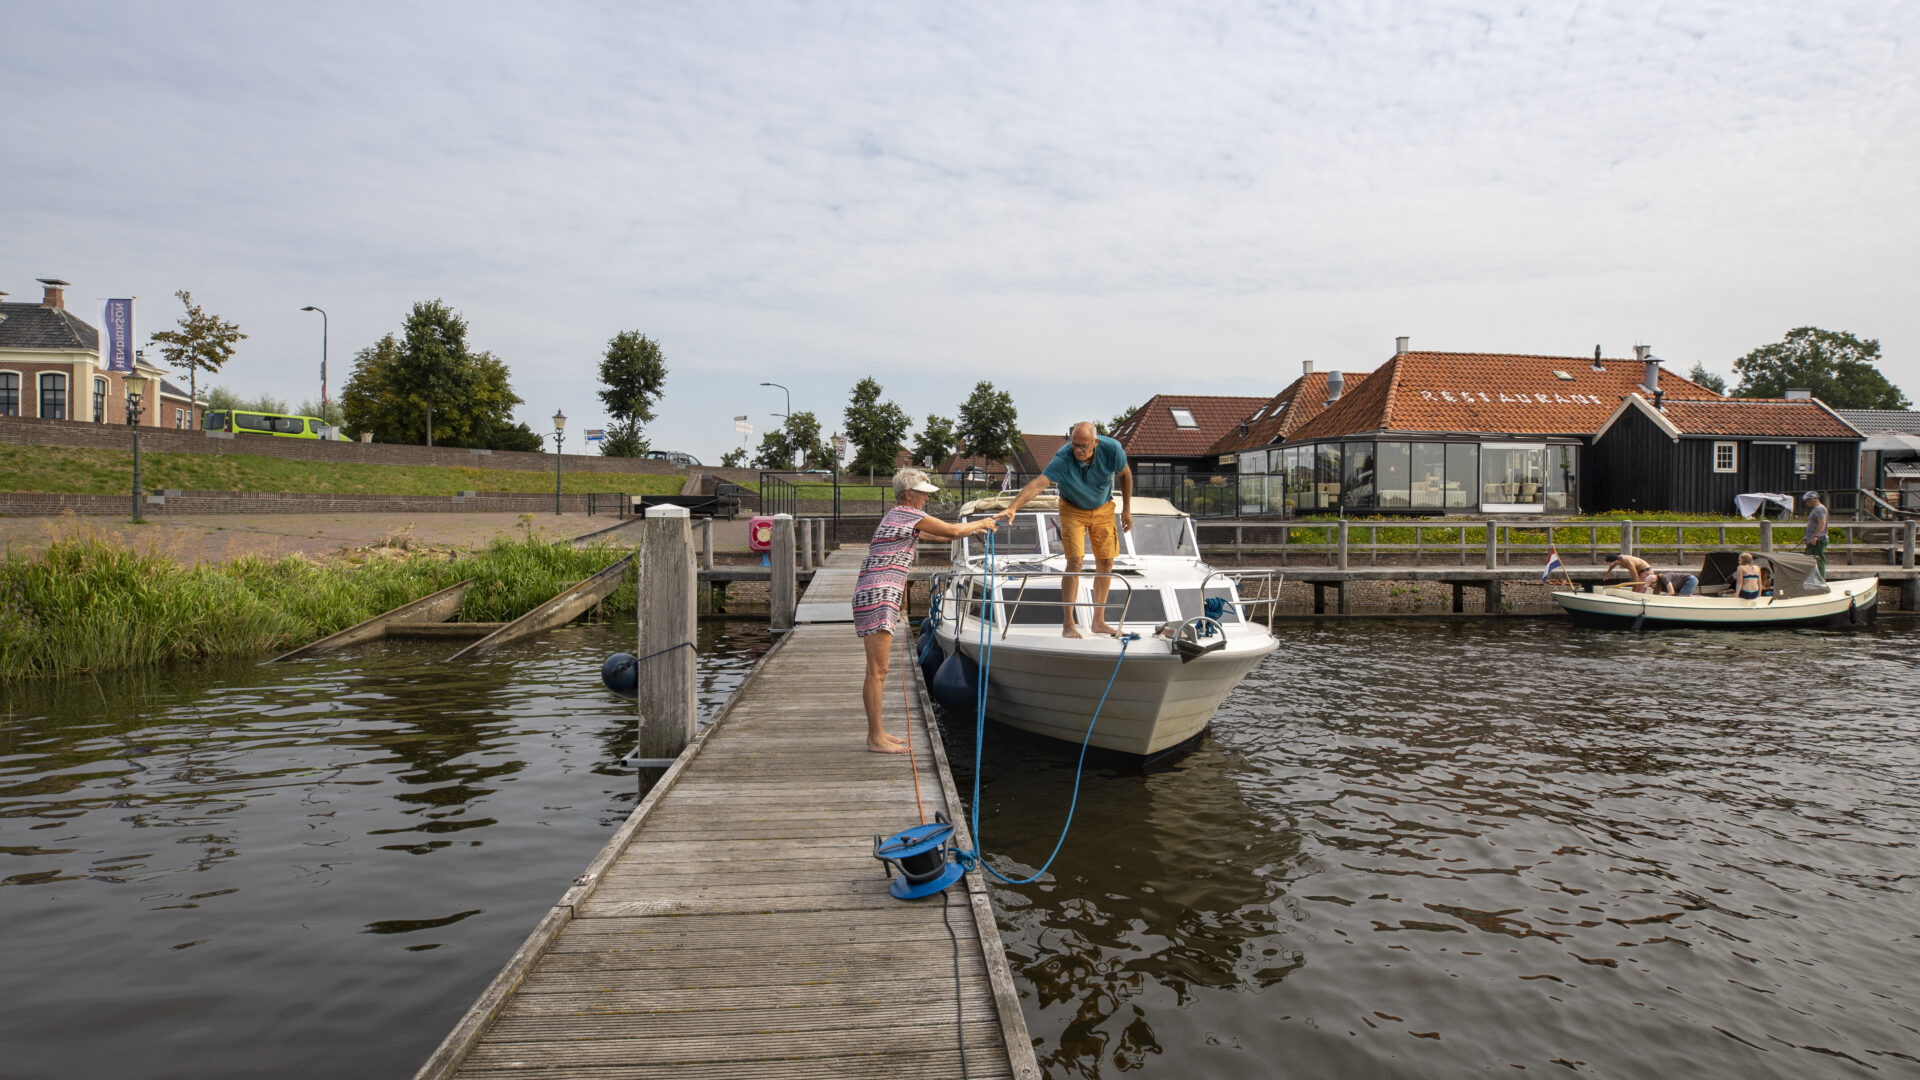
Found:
[203,410,329,438]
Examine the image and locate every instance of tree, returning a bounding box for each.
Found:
[597,331,668,457]
[1731,327,1910,409]
[783,410,831,469]
[720,447,748,468]
[339,301,532,447]
[912,413,957,468]
[147,290,246,411]
[1097,405,1138,437]
[1686,363,1727,396]
[295,399,345,426]
[599,420,649,458]
[751,428,794,470]
[206,387,287,415]
[955,381,1020,464]
[843,377,911,478]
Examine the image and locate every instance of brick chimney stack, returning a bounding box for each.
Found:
[37,278,70,309]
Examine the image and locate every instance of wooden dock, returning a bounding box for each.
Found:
[418,544,1039,1080]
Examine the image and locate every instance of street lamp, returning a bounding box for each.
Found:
[300,305,328,413]
[124,373,148,522]
[552,409,567,515]
[758,381,790,420]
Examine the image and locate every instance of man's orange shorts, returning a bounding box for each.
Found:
[1057,499,1119,562]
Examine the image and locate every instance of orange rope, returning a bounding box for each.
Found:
[900,626,927,824]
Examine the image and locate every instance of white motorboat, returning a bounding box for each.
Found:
[1552,550,1878,629]
[922,494,1279,759]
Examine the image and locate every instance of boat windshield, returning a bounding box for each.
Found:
[1129,516,1198,557]
[1173,586,1242,624]
[961,514,1042,557]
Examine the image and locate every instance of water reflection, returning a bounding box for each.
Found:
[960,619,1920,1078]
[0,620,769,1079]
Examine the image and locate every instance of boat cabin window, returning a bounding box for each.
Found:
[1041,512,1131,556]
[1128,516,1198,557]
[961,514,1042,556]
[1174,587,1242,623]
[999,586,1167,625]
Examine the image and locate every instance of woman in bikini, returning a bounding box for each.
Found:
[1734,552,1764,600]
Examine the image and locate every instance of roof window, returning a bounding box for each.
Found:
[1169,408,1197,429]
[1552,370,1574,381]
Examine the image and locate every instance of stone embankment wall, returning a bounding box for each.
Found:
[0,490,608,516]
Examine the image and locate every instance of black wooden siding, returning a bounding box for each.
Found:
[1589,407,1859,513]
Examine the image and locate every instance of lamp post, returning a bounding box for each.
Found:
[125,373,148,522]
[758,381,790,421]
[300,305,328,412]
[552,409,567,515]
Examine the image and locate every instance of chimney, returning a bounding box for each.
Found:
[37,278,70,309]
[1395,336,1409,355]
[1326,369,1345,404]
[1302,359,1314,375]
[1635,345,1659,395]
[1785,388,1812,400]
[1591,345,1605,372]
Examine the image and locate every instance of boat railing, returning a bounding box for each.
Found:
[1201,569,1283,632]
[942,566,1141,641]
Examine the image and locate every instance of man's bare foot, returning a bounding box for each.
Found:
[1090,620,1122,637]
[1061,623,1084,639]
[867,735,910,754]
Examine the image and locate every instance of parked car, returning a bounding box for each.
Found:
[644,449,703,467]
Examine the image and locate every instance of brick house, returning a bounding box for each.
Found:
[0,279,201,429]
[1108,394,1268,500]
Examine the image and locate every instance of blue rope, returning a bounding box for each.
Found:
[959,527,1134,886]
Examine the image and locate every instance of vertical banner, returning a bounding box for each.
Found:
[102,298,135,372]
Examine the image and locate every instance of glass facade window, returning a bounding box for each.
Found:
[39,373,66,419]
[93,378,107,423]
[1343,442,1376,509]
[0,373,19,416]
[1314,444,1342,511]
[1376,442,1411,508]
[1544,444,1576,511]
[1481,445,1560,506]
[1411,443,1446,508]
[1134,462,1176,499]
[1444,444,1478,509]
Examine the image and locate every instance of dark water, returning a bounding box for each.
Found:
[954,619,1920,1079]
[0,622,770,1080]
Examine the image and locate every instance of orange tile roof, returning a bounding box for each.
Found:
[1017,431,1067,472]
[1650,397,1862,439]
[1204,372,1372,456]
[1110,394,1269,458]
[1290,351,1723,442]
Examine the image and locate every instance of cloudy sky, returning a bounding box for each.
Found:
[4,1,1915,461]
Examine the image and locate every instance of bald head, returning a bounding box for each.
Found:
[1070,421,1096,440]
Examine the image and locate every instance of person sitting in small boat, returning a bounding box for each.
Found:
[855,468,999,754]
[1658,571,1699,596]
[1733,552,1764,600]
[1605,554,1657,593]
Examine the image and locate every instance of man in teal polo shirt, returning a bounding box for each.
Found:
[996,421,1134,637]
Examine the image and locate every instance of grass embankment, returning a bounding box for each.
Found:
[0,444,689,497]
[0,533,636,681]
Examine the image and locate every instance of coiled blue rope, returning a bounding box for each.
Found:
[957,527,1133,885]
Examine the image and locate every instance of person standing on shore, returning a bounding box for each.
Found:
[854,468,998,753]
[994,421,1134,638]
[1802,491,1830,577]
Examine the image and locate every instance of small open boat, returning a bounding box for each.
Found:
[923,495,1279,759]
[1552,550,1877,629]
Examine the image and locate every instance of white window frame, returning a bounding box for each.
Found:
[1795,443,1815,474]
[1169,407,1198,429]
[1712,441,1737,473]
[175,408,186,429]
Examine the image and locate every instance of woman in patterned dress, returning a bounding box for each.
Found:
[857,468,998,753]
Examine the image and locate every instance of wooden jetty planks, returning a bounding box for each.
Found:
[447,554,634,660]
[267,578,472,662]
[794,544,867,623]
[421,610,1039,1080]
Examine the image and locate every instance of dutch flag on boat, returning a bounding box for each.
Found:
[1542,545,1563,583]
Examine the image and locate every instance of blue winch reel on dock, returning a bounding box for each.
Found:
[873,812,965,900]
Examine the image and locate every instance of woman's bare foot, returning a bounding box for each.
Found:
[867,734,910,754]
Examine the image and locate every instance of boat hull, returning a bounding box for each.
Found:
[1552,578,1879,630]
[932,624,1274,756]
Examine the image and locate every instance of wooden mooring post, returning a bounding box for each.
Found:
[770,513,797,630]
[799,517,814,571]
[635,504,696,774]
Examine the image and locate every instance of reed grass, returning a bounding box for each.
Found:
[0,534,635,681]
